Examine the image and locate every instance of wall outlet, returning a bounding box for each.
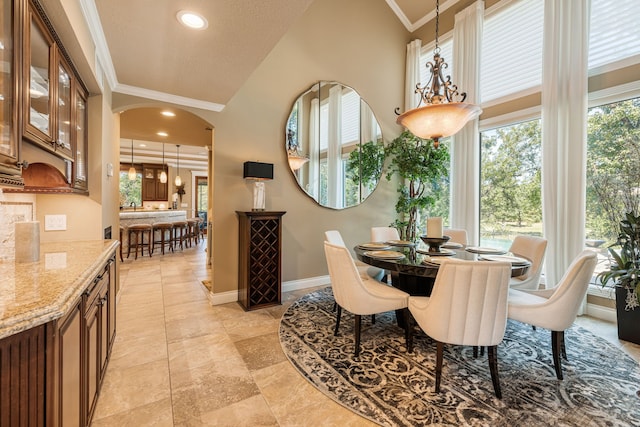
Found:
[45,214,67,231]
[181,203,188,208]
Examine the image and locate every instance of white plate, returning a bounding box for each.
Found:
[422,257,444,265]
[363,250,405,260]
[441,242,463,249]
[416,248,455,257]
[386,240,414,247]
[358,242,392,250]
[465,246,507,255]
[479,255,530,266]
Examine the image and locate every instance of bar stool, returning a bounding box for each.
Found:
[171,220,188,251]
[195,217,205,243]
[152,222,174,255]
[127,224,152,259]
[186,218,200,247]
[119,225,125,262]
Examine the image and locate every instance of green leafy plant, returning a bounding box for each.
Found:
[384,131,449,242]
[598,211,640,311]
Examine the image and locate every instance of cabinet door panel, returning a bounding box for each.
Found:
[74,89,87,190]
[25,6,55,144]
[0,0,20,181]
[55,56,72,160]
[58,302,82,427]
[85,299,99,422]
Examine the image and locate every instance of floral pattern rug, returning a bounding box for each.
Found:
[279,287,640,426]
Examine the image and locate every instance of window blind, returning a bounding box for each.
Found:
[480,0,543,104]
[589,0,640,72]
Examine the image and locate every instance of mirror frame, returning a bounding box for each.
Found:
[285,81,384,210]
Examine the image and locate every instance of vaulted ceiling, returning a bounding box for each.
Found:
[87,0,451,163]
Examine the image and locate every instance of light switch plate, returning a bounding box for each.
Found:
[45,214,67,231]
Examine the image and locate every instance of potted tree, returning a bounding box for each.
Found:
[383,131,449,242]
[598,211,640,345]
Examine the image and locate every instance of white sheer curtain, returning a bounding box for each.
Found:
[308,97,319,199]
[541,0,590,294]
[327,85,343,208]
[405,39,422,112]
[450,1,483,246]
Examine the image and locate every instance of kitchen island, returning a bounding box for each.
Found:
[119,209,187,253]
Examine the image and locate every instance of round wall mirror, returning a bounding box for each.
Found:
[285,81,384,209]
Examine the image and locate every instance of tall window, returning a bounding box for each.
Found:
[480,120,542,250]
[119,166,141,207]
[586,97,640,246]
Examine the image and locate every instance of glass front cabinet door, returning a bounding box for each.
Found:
[55,56,73,160]
[24,3,55,148]
[0,0,22,185]
[74,88,88,190]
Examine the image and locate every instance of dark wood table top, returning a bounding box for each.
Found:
[354,244,531,279]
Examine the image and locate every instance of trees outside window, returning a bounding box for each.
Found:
[119,169,141,207]
[480,120,542,249]
[586,98,640,243]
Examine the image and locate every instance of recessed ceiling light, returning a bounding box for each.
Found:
[161,110,176,117]
[177,10,208,30]
[157,131,168,137]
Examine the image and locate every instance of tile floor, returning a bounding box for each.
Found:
[91,241,640,426]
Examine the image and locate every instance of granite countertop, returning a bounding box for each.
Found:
[0,240,119,339]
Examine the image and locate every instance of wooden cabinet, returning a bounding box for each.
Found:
[23,0,56,151]
[53,298,82,427]
[84,258,113,424]
[13,0,89,191]
[143,164,168,201]
[0,0,24,187]
[236,211,286,310]
[0,324,47,426]
[54,254,116,427]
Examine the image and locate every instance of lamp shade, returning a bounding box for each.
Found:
[396,102,482,142]
[243,161,273,180]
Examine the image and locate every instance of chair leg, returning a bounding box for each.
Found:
[371,314,376,324]
[435,341,444,393]
[404,309,413,353]
[334,305,342,336]
[561,333,567,360]
[551,330,564,380]
[473,346,478,358]
[487,345,502,399]
[332,301,337,312]
[354,315,362,357]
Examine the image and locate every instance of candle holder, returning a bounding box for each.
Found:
[420,235,451,253]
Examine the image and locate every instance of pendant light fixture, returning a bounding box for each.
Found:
[128,139,136,180]
[395,0,482,147]
[174,144,182,186]
[159,143,168,183]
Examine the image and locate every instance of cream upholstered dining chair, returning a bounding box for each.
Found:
[324,230,384,282]
[507,250,597,380]
[324,241,410,357]
[508,235,548,290]
[443,228,468,245]
[408,258,512,398]
[371,226,401,242]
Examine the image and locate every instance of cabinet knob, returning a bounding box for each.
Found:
[16,160,29,169]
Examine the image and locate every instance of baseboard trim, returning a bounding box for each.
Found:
[207,275,330,306]
[282,275,330,293]
[586,302,617,323]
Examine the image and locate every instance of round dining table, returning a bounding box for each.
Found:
[354,244,531,297]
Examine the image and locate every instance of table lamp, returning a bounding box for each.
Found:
[243,161,274,211]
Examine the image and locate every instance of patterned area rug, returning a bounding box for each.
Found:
[279,287,640,426]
